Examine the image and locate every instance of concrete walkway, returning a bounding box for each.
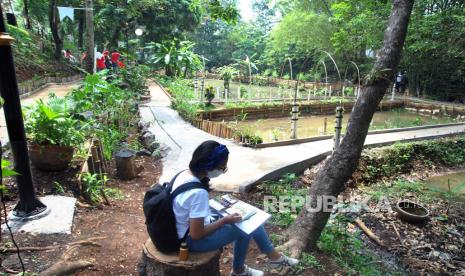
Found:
[140,82,465,192]
[0,82,80,144]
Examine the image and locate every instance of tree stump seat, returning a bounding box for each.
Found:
[137,239,221,276]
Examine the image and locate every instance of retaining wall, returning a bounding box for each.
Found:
[405,100,465,116]
[18,74,83,97]
[198,100,405,121]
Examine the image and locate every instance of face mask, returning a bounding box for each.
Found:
[207,169,223,179]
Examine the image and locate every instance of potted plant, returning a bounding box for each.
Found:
[25,96,84,171]
[205,86,215,106]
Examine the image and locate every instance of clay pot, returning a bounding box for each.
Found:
[28,143,74,171]
[394,200,429,223]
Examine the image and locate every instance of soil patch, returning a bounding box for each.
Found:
[298,159,465,275]
[1,156,161,275]
[1,157,343,275]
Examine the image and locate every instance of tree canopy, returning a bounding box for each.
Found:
[10,0,465,99]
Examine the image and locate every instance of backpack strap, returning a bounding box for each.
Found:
[166,170,186,191]
[171,182,207,199]
[171,181,207,241]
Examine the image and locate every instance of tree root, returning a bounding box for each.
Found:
[276,237,306,258]
[0,245,57,253]
[354,219,385,247]
[0,236,105,253]
[40,260,93,276]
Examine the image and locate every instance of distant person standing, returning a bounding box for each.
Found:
[395,72,402,93]
[104,55,112,70]
[96,50,106,71]
[400,71,408,94]
[111,50,121,71]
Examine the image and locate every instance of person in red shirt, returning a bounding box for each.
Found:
[96,56,106,71]
[111,51,121,71]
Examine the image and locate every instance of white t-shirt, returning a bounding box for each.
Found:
[95,51,103,60]
[171,171,210,239]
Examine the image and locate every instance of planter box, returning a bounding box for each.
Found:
[29,143,74,171]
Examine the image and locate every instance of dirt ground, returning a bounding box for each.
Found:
[1,155,343,275]
[0,156,160,275]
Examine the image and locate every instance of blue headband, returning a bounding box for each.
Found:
[195,144,229,171]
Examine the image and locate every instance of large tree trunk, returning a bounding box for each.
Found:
[49,0,62,60]
[85,0,94,73]
[77,10,84,50]
[23,0,31,29]
[282,0,415,257]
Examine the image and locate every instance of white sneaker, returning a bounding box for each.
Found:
[230,265,264,276]
[268,254,299,269]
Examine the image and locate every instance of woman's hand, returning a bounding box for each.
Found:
[190,213,241,240]
[221,213,242,225]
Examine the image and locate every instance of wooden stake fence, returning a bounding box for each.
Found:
[192,119,235,139]
[78,138,110,205]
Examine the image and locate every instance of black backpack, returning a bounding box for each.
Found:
[143,171,207,253]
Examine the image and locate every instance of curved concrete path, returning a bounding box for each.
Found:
[0,82,81,144]
[140,82,465,192]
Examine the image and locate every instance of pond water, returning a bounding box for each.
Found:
[229,109,459,142]
[425,171,465,196]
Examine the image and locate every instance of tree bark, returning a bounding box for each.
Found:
[77,10,84,50]
[138,239,221,276]
[49,0,62,60]
[85,0,94,73]
[23,0,31,29]
[281,0,415,257]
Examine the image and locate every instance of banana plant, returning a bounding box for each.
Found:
[146,39,202,77]
[217,65,238,91]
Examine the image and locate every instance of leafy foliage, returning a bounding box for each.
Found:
[147,40,202,77]
[118,65,151,96]
[81,172,107,203]
[318,214,392,275]
[157,76,199,121]
[356,137,465,185]
[24,95,84,147]
[67,73,139,159]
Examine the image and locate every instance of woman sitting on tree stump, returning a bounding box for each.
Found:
[172,140,299,276]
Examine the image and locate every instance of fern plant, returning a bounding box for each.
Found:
[24,94,84,147]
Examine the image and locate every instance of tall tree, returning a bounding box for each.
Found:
[49,0,62,60]
[265,11,333,75]
[23,0,32,29]
[280,0,415,256]
[401,0,465,99]
[76,8,84,50]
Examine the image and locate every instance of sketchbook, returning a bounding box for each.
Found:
[209,195,271,235]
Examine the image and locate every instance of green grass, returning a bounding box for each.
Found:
[293,252,325,274]
[364,179,430,202]
[156,76,200,121]
[357,137,465,185]
[104,188,124,200]
[259,174,407,275]
[318,214,401,276]
[259,173,308,227]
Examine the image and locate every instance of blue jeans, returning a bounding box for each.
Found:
[186,225,274,270]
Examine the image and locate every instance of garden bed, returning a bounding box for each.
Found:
[156,76,465,147]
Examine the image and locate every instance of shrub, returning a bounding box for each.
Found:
[118,65,151,95]
[24,95,84,147]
